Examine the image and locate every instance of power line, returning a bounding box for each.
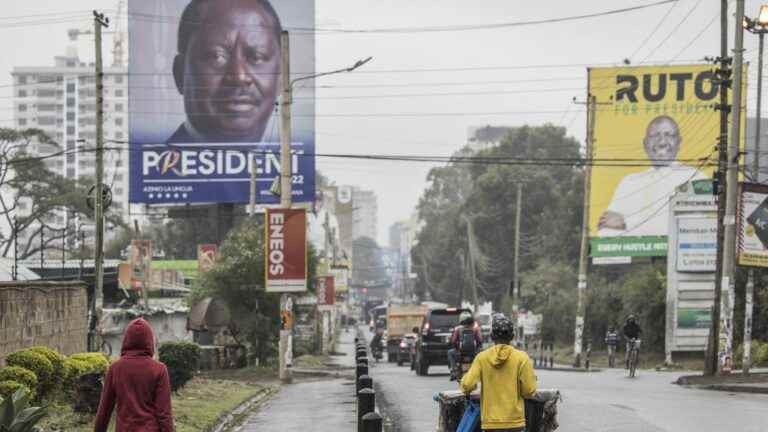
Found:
[628,0,680,61]
[124,1,678,34]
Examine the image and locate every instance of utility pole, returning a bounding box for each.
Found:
[93,11,109,333]
[278,30,293,384]
[706,0,730,376]
[720,0,746,374]
[742,11,767,375]
[573,94,597,368]
[274,31,370,383]
[512,183,523,324]
[11,217,18,281]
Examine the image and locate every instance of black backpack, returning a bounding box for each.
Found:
[458,328,476,356]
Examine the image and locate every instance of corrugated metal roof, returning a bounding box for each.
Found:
[0,258,40,281]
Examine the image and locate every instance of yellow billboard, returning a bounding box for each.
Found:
[588,64,744,257]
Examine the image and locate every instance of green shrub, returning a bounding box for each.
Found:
[5,351,53,397]
[756,341,768,366]
[62,354,109,392]
[734,340,768,367]
[28,346,65,389]
[0,367,37,393]
[158,341,201,392]
[68,352,110,371]
[0,381,31,401]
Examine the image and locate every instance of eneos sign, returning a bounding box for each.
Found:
[265,209,307,292]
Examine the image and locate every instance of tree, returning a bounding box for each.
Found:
[352,236,388,286]
[193,216,319,363]
[412,124,584,307]
[0,128,125,259]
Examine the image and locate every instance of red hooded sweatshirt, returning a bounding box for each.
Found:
[94,318,174,432]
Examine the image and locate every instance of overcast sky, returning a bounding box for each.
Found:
[1,0,764,245]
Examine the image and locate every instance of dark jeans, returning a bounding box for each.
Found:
[448,348,458,373]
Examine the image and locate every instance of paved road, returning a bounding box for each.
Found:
[370,356,768,432]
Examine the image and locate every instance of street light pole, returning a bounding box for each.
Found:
[276,30,371,383]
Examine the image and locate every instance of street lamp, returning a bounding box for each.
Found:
[741,4,768,376]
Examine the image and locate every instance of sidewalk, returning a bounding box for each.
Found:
[235,329,359,432]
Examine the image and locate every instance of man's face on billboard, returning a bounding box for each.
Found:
[643,116,681,166]
[176,0,280,141]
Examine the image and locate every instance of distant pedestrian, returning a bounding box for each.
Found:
[605,326,619,368]
[94,318,174,432]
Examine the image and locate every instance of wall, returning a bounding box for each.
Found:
[0,281,88,364]
[100,307,192,358]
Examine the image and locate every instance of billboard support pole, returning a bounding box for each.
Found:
[573,94,596,368]
[720,0,746,374]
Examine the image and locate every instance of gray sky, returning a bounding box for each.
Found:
[1,0,763,245]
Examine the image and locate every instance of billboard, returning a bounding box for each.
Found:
[265,208,307,292]
[130,239,152,291]
[128,0,315,204]
[316,275,335,305]
[675,217,717,272]
[737,183,768,267]
[588,64,744,256]
[197,244,217,274]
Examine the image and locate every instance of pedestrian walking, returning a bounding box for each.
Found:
[605,326,619,368]
[94,317,174,432]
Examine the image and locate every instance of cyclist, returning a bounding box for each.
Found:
[448,312,482,381]
[605,326,619,368]
[622,314,642,369]
[460,314,537,431]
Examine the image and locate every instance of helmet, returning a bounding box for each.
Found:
[627,314,637,323]
[491,314,514,342]
[459,312,474,325]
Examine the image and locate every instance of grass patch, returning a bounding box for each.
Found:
[294,354,329,369]
[39,372,273,432]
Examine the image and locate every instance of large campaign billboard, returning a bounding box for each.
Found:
[128,0,315,204]
[737,182,768,267]
[588,64,744,257]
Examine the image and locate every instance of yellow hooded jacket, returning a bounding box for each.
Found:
[459,344,537,430]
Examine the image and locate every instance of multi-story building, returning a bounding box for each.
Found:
[352,188,378,242]
[11,45,129,252]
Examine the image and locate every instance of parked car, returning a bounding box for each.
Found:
[413,307,472,376]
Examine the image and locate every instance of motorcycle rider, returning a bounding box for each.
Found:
[605,326,619,368]
[622,314,642,368]
[448,311,482,381]
[370,327,384,359]
[460,314,537,431]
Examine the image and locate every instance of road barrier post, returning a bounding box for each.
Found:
[357,388,375,432]
[358,374,372,394]
[362,412,383,432]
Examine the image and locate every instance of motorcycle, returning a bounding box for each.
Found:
[451,353,474,382]
[371,340,384,362]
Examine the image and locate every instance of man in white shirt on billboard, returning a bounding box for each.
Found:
[598,115,707,236]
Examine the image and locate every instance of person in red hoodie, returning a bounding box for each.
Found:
[94,318,174,432]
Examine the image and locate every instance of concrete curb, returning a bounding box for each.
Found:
[291,367,355,379]
[535,366,603,373]
[697,384,768,394]
[212,386,278,432]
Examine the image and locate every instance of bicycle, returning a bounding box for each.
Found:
[627,338,640,378]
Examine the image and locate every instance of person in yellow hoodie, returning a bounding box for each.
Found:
[460,314,537,431]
